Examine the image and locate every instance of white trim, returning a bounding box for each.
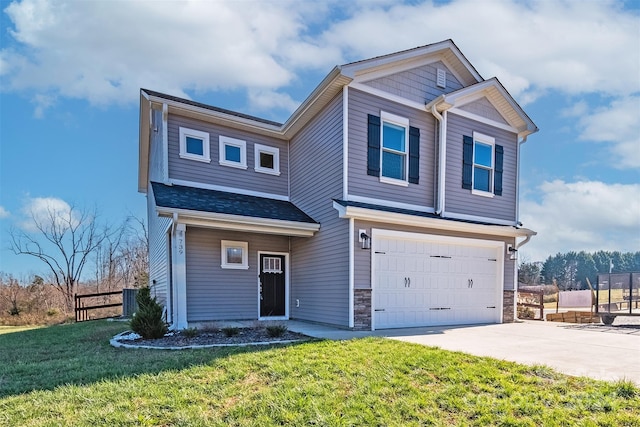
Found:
[257,251,290,320]
[379,176,409,187]
[162,104,169,183]
[159,207,319,237]
[442,211,516,227]
[342,86,349,200]
[471,131,495,194]
[448,108,519,134]
[221,240,249,269]
[164,229,172,325]
[179,127,211,163]
[345,194,435,213]
[380,111,410,183]
[370,228,505,331]
[169,178,289,201]
[219,135,247,169]
[348,218,355,328]
[172,223,188,330]
[333,201,532,238]
[349,83,427,111]
[472,189,495,198]
[253,143,280,176]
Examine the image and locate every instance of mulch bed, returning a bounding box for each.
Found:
[124,327,310,348]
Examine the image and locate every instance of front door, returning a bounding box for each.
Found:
[259,254,286,317]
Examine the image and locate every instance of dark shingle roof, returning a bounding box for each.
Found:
[142,89,283,127]
[334,199,521,229]
[152,182,316,224]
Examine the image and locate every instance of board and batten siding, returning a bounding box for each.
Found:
[167,114,289,197]
[185,228,289,322]
[354,220,516,291]
[290,93,350,327]
[363,61,464,105]
[444,112,517,222]
[348,88,437,209]
[149,108,166,183]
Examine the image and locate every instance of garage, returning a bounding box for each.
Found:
[371,229,504,330]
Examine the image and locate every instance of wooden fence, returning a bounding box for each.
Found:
[516,289,544,320]
[74,290,124,322]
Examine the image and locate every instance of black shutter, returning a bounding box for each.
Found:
[408,126,420,184]
[367,114,381,177]
[462,135,473,189]
[494,144,503,196]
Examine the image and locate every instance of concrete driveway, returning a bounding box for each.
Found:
[287,320,640,384]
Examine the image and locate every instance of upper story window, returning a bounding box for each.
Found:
[462,131,503,197]
[179,127,210,162]
[367,112,420,186]
[380,112,410,186]
[219,136,247,169]
[254,143,280,176]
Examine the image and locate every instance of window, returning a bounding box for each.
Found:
[254,143,280,175]
[380,111,409,185]
[219,136,247,169]
[179,127,210,162]
[462,132,503,197]
[221,240,249,269]
[262,256,282,273]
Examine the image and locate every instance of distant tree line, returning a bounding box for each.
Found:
[519,251,640,291]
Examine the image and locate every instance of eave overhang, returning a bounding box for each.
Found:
[157,207,320,237]
[333,201,536,239]
[138,91,151,193]
[425,78,538,138]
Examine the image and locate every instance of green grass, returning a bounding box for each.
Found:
[1,322,638,426]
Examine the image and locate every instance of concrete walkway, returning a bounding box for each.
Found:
[286,320,640,384]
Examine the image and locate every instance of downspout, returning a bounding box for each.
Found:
[431,103,446,216]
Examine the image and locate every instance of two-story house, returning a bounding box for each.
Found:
[138,39,537,331]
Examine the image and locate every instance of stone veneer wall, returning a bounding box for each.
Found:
[503,290,515,323]
[354,289,372,330]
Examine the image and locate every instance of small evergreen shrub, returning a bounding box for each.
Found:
[130,287,168,339]
[265,324,288,338]
[221,327,240,337]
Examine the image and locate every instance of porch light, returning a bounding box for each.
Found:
[360,232,371,250]
[507,244,518,260]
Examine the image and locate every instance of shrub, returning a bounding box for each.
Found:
[46,308,59,317]
[265,323,288,338]
[182,327,199,338]
[130,287,167,339]
[517,306,535,319]
[221,326,240,337]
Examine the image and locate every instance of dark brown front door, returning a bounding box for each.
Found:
[259,254,286,317]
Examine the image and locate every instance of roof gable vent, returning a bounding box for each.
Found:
[437,68,447,88]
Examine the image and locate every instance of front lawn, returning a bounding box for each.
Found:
[1,321,637,426]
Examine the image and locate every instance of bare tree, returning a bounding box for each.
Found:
[9,205,111,312]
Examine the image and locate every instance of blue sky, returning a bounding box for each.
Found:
[1,0,639,278]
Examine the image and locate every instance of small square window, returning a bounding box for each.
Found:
[221,240,249,269]
[179,127,210,162]
[254,143,280,175]
[219,136,247,169]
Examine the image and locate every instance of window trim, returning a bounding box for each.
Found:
[380,111,410,186]
[221,240,249,269]
[471,131,495,198]
[179,127,210,163]
[219,136,247,169]
[254,143,280,176]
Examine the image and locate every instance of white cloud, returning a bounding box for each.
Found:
[0,206,10,219]
[19,197,77,232]
[577,96,640,169]
[1,0,638,114]
[247,89,300,114]
[519,180,640,262]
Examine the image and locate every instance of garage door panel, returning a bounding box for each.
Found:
[374,234,502,330]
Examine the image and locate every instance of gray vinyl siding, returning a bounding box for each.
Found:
[348,88,436,209]
[354,220,516,291]
[167,114,288,196]
[147,109,171,306]
[363,61,464,104]
[290,93,350,327]
[185,228,289,322]
[445,112,517,222]
[147,186,171,306]
[459,97,508,125]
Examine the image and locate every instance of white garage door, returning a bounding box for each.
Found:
[373,230,504,330]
